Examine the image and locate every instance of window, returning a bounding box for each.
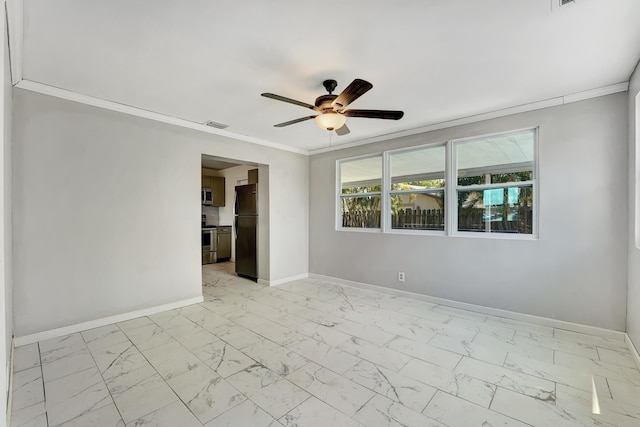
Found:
[338,155,382,229]
[336,128,537,238]
[389,145,446,230]
[454,129,535,235]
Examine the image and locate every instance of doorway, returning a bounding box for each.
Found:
[201,154,268,284]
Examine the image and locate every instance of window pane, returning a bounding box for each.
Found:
[391,191,444,230]
[341,196,381,228]
[457,186,533,234]
[340,156,382,194]
[457,130,534,186]
[390,145,445,189]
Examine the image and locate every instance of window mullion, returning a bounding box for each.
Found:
[446,140,456,235]
[382,151,390,232]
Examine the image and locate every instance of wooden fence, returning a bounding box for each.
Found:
[341,209,381,229]
[342,206,533,233]
[393,208,444,230]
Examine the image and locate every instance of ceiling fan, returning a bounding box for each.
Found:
[261,79,404,136]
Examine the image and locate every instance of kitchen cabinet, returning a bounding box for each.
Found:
[202,175,225,206]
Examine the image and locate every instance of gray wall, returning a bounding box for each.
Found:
[628,63,640,349]
[12,89,309,336]
[310,93,628,331]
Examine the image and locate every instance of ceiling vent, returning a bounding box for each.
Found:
[204,120,229,130]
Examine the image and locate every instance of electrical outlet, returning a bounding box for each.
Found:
[398,271,405,282]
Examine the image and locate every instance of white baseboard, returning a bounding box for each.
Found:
[258,273,309,287]
[626,334,640,371]
[308,274,625,341]
[14,296,204,347]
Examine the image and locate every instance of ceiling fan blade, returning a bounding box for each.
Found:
[331,79,373,111]
[273,116,316,127]
[342,109,404,120]
[261,93,320,111]
[335,124,350,136]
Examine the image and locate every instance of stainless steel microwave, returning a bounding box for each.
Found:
[202,188,213,205]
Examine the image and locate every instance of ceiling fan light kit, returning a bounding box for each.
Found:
[261,78,404,136]
[314,111,346,131]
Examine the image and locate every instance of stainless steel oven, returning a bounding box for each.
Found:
[202,228,217,264]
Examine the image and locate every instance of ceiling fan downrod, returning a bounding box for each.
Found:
[322,79,338,94]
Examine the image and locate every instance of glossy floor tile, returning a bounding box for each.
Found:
[10,262,640,426]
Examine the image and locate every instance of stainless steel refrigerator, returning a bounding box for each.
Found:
[234,183,258,280]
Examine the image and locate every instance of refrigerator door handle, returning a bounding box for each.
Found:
[234,190,239,215]
[234,216,238,238]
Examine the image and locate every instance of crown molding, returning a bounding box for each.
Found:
[562,81,629,103]
[310,81,630,155]
[15,79,309,155]
[5,0,23,85]
[14,78,629,158]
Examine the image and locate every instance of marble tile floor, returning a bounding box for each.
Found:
[10,262,640,426]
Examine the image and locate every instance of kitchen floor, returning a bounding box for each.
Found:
[10,264,640,426]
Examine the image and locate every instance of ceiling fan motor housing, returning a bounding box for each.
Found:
[315,94,338,111]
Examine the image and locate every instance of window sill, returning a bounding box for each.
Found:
[335,227,538,240]
[451,231,538,241]
[336,227,382,233]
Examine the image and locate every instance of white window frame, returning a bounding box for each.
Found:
[449,127,538,240]
[335,127,539,240]
[383,143,447,235]
[336,153,383,232]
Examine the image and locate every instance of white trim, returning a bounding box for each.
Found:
[258,272,309,287]
[336,154,384,232]
[387,228,446,237]
[13,79,629,157]
[382,151,390,233]
[5,0,22,85]
[450,231,538,241]
[626,333,640,371]
[562,82,629,104]
[13,296,203,347]
[307,273,626,341]
[14,80,308,155]
[338,128,538,240]
[449,127,538,239]
[336,227,381,234]
[310,82,629,155]
[445,138,454,234]
[385,142,447,233]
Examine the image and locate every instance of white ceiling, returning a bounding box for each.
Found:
[17,0,640,153]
